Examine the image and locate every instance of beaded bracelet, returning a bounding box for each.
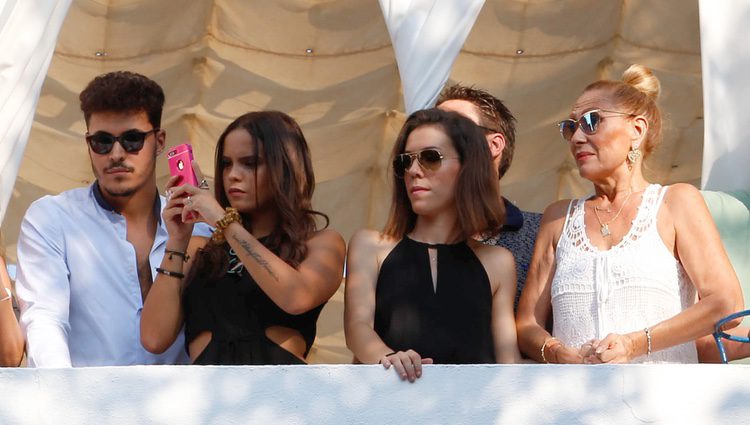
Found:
[212,207,242,243]
[541,337,559,364]
[156,267,185,279]
[644,328,652,357]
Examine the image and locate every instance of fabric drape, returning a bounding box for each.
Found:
[699,0,750,191]
[0,0,72,223]
[379,0,485,114]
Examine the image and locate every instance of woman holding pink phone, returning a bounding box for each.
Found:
[141,111,345,365]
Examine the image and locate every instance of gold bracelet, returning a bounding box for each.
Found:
[644,328,652,357]
[212,207,242,243]
[541,337,559,364]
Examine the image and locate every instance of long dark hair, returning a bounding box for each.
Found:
[190,111,328,280]
[383,108,505,239]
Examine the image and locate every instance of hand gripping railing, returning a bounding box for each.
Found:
[713,310,750,364]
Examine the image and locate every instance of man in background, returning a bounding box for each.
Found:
[438,84,541,307]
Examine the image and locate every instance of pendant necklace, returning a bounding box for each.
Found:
[592,190,633,237]
[429,249,437,264]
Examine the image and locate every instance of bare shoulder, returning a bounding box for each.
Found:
[541,199,573,226]
[469,240,514,268]
[533,199,573,245]
[662,183,704,212]
[308,228,346,250]
[349,229,399,253]
[468,240,515,292]
[661,183,713,229]
[346,230,400,278]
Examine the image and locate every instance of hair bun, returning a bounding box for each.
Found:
[621,64,660,101]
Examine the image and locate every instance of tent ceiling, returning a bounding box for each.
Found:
[4,0,702,256]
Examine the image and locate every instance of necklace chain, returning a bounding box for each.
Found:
[591,190,634,237]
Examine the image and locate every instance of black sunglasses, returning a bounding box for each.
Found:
[393,148,458,178]
[85,128,160,154]
[558,109,635,141]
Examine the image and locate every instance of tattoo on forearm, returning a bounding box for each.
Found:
[231,234,279,281]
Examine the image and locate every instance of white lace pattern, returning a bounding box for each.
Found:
[551,184,698,363]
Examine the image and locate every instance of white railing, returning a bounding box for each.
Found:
[1,364,749,424]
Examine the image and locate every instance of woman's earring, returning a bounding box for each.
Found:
[627,145,642,169]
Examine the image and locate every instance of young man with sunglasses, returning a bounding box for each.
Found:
[15,71,208,367]
[437,84,541,309]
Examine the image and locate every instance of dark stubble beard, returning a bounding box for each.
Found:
[103,184,137,198]
[91,151,156,198]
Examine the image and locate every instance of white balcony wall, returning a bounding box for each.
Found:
[1,364,749,424]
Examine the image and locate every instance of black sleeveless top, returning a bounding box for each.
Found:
[374,237,495,364]
[182,244,324,365]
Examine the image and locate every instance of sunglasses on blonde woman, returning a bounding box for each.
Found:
[558,109,635,141]
[393,148,459,178]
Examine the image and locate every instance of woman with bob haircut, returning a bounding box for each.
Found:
[345,108,521,381]
[141,111,345,365]
[516,64,743,364]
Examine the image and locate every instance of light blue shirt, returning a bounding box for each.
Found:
[16,183,210,367]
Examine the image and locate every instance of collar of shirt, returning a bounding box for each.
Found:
[502,197,524,232]
[92,180,162,225]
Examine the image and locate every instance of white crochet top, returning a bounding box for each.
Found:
[551,184,698,363]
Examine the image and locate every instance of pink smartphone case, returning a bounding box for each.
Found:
[167,143,199,186]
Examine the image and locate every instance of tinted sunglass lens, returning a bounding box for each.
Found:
[580,112,600,134]
[88,133,115,154]
[120,131,147,153]
[560,120,575,141]
[393,155,410,178]
[418,149,442,169]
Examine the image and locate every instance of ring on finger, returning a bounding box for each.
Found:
[199,179,209,190]
[186,196,193,206]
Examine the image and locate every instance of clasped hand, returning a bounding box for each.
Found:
[578,333,636,364]
[550,333,635,364]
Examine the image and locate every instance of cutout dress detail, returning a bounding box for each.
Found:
[183,242,323,365]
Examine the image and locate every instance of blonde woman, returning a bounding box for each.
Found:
[517,65,743,364]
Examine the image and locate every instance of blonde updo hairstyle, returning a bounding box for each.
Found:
[584,64,662,158]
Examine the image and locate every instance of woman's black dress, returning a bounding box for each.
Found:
[374,236,495,363]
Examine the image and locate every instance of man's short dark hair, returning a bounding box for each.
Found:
[437,84,517,178]
[79,71,165,129]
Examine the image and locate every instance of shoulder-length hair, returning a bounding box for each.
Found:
[383,108,505,239]
[191,111,328,279]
